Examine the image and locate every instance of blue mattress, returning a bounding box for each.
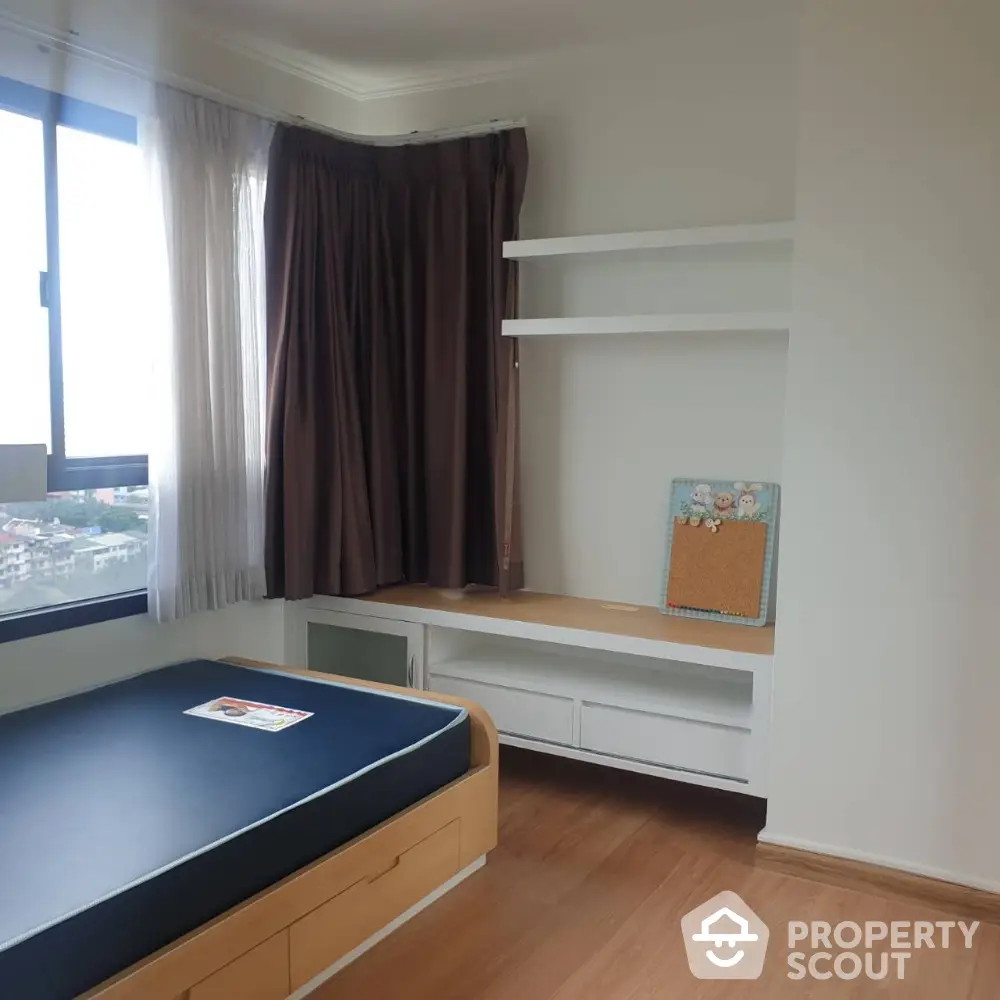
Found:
[0,659,470,999]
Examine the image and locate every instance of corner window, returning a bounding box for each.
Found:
[0,77,149,633]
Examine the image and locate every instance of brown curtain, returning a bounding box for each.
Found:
[263,125,528,600]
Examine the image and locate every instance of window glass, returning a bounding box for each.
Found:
[0,109,50,449]
[57,125,151,459]
[0,78,152,627]
[0,490,148,615]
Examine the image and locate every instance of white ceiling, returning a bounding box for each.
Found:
[175,0,790,98]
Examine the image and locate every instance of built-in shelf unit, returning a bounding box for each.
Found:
[288,587,774,798]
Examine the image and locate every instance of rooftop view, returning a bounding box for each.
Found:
[0,488,148,615]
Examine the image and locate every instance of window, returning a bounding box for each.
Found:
[0,77,150,636]
[0,490,148,617]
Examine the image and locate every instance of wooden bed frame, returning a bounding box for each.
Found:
[80,658,499,1000]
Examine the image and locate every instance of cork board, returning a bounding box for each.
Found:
[661,479,779,627]
[666,521,767,619]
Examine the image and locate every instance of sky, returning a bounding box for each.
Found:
[0,109,151,459]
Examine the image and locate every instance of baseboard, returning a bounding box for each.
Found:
[288,854,486,999]
[756,834,1000,921]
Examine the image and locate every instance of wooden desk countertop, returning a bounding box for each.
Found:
[360,586,774,657]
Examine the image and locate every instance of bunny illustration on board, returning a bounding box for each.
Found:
[664,478,780,628]
[734,482,764,519]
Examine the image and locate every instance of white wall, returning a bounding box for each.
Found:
[764,0,1000,889]
[360,5,799,605]
[0,601,285,713]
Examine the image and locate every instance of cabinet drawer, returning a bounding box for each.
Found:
[189,930,289,1000]
[429,674,574,745]
[580,702,749,780]
[289,818,461,990]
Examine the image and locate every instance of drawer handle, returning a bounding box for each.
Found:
[367,856,402,884]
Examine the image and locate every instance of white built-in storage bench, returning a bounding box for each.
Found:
[287,586,774,797]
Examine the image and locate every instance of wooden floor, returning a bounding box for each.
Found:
[314,749,999,999]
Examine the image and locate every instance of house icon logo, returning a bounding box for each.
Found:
[681,891,769,980]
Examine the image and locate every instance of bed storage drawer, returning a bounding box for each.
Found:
[189,930,289,1000]
[429,675,575,745]
[289,818,462,989]
[580,702,750,781]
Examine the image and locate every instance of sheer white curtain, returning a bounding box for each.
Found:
[144,87,273,622]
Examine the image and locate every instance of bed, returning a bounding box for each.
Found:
[0,657,498,1000]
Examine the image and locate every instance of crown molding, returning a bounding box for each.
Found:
[0,4,528,104]
[174,4,737,103]
[190,21,570,102]
[354,53,553,101]
[0,3,618,106]
[0,7,289,120]
[0,7,145,77]
[185,24,367,100]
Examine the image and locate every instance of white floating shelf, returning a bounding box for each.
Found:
[503,222,795,259]
[502,312,791,338]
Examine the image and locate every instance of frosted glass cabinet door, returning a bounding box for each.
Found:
[303,610,424,689]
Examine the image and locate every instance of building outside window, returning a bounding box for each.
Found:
[0,489,148,617]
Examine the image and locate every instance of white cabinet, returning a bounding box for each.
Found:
[427,637,761,793]
[579,702,750,781]
[429,675,575,745]
[289,606,424,690]
[286,589,773,798]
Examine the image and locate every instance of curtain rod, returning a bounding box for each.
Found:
[0,12,526,145]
